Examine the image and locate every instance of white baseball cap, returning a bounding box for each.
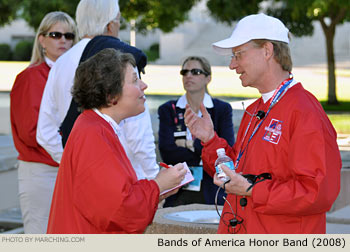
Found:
[212,13,289,55]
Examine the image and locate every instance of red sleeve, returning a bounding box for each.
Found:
[72,129,160,233]
[251,107,341,215]
[11,66,47,148]
[201,109,252,177]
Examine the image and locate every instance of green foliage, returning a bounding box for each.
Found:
[321,101,350,112]
[149,43,159,52]
[265,0,350,37]
[20,0,80,30]
[265,2,314,37]
[207,0,350,105]
[144,43,159,62]
[207,0,262,24]
[0,43,12,60]
[1,0,201,33]
[119,0,201,33]
[13,40,33,61]
[0,0,22,27]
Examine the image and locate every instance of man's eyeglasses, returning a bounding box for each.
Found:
[231,48,251,61]
[44,32,75,40]
[180,68,209,76]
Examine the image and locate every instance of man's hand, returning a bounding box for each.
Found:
[213,165,252,196]
[184,103,215,143]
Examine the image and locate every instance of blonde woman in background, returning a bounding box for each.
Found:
[158,56,235,207]
[10,11,77,233]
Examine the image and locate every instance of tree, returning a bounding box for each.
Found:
[207,0,350,105]
[268,0,350,105]
[0,0,22,27]
[119,0,201,34]
[3,0,200,34]
[20,0,80,29]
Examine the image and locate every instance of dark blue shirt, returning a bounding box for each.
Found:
[158,97,235,206]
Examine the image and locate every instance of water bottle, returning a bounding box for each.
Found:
[215,148,235,181]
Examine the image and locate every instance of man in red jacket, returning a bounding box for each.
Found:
[184,13,341,234]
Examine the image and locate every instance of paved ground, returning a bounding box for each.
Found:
[1,63,350,101]
[326,205,350,234]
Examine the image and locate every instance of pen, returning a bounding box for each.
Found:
[159,162,170,169]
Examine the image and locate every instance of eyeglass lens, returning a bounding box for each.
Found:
[46,32,75,40]
[231,50,241,60]
[180,68,207,76]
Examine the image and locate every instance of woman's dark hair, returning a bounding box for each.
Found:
[72,48,136,110]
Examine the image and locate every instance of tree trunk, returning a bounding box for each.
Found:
[325,29,338,105]
[319,19,338,105]
[318,6,348,105]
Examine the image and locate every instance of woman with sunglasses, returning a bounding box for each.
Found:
[10,11,77,233]
[158,56,235,207]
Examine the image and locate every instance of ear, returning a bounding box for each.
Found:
[106,21,113,36]
[263,42,274,60]
[38,34,46,49]
[108,94,119,106]
[206,74,212,83]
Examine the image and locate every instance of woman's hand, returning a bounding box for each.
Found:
[213,165,252,197]
[153,163,186,194]
[184,103,215,143]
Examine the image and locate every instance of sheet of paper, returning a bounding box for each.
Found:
[160,162,194,195]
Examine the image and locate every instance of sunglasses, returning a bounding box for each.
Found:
[180,68,209,76]
[44,32,75,40]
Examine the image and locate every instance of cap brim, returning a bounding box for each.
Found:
[212,38,235,55]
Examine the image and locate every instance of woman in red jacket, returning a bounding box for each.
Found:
[10,11,77,233]
[47,48,186,233]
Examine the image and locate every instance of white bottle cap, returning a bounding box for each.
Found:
[216,148,225,156]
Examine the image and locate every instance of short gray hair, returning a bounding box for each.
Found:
[76,0,120,38]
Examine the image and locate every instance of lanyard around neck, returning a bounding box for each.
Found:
[234,74,294,170]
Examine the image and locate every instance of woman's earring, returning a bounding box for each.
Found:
[112,101,118,105]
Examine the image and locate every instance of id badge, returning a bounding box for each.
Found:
[183,166,203,191]
[174,131,186,139]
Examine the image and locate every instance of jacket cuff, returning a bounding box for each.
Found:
[201,132,218,147]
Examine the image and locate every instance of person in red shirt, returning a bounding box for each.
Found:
[184,13,341,234]
[47,48,186,234]
[10,11,77,233]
